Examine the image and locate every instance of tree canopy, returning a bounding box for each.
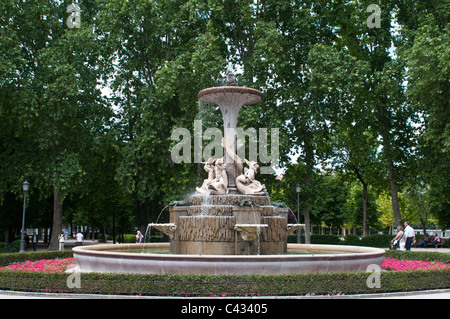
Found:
[1,0,448,249]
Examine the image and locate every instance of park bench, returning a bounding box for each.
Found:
[426,238,445,248]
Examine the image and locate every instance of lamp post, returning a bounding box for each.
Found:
[296,183,301,243]
[19,180,30,253]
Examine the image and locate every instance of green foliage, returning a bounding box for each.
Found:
[3,240,21,254]
[311,235,341,245]
[359,234,394,248]
[1,0,448,241]
[308,234,395,248]
[117,234,137,244]
[0,266,448,297]
[342,234,361,246]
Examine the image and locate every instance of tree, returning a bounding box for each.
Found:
[345,183,380,234]
[307,1,417,228]
[231,0,338,243]
[0,1,110,249]
[308,43,385,236]
[100,0,227,230]
[399,16,449,229]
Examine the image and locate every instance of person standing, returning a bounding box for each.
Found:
[76,231,84,246]
[404,221,416,251]
[58,231,65,250]
[391,226,406,250]
[31,232,38,251]
[136,230,144,243]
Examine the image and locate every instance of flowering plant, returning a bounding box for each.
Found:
[0,258,75,273]
[382,258,450,271]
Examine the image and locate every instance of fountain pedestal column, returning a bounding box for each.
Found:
[198,87,262,193]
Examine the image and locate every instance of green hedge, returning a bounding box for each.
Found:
[115,234,167,243]
[289,234,394,247]
[0,268,448,297]
[0,250,449,296]
[311,234,341,245]
[286,234,450,249]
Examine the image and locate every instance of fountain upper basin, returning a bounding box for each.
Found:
[72,243,385,275]
[198,86,263,106]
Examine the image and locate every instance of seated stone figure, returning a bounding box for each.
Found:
[208,158,228,194]
[235,159,266,195]
[196,157,216,194]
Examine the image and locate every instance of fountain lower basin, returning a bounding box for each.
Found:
[72,243,385,275]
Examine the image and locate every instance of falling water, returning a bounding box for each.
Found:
[250,203,261,255]
[200,189,213,216]
[144,203,171,243]
[264,190,271,205]
[144,225,152,246]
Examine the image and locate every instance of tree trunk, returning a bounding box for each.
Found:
[48,187,63,250]
[362,182,368,237]
[353,167,368,237]
[377,103,402,228]
[388,163,402,227]
[112,214,116,244]
[4,226,10,250]
[102,224,107,243]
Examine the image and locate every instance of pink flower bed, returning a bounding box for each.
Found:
[0,258,76,273]
[1,257,449,273]
[382,258,450,271]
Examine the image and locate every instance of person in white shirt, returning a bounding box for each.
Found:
[58,231,65,250]
[404,221,416,251]
[76,231,84,246]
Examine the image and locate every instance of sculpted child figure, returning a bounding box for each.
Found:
[208,158,228,194]
[196,157,216,194]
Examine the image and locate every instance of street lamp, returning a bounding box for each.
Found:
[19,180,30,253]
[296,183,301,243]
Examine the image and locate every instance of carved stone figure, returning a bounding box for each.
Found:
[208,158,228,194]
[196,157,216,194]
[235,159,266,195]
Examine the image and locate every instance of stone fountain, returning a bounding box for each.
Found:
[72,66,385,274]
[152,65,302,255]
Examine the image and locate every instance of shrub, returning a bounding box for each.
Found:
[116,234,136,243]
[342,234,360,246]
[359,234,393,248]
[311,234,341,245]
[287,234,297,243]
[0,268,448,297]
[4,240,21,253]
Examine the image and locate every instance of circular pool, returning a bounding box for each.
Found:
[72,243,385,275]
